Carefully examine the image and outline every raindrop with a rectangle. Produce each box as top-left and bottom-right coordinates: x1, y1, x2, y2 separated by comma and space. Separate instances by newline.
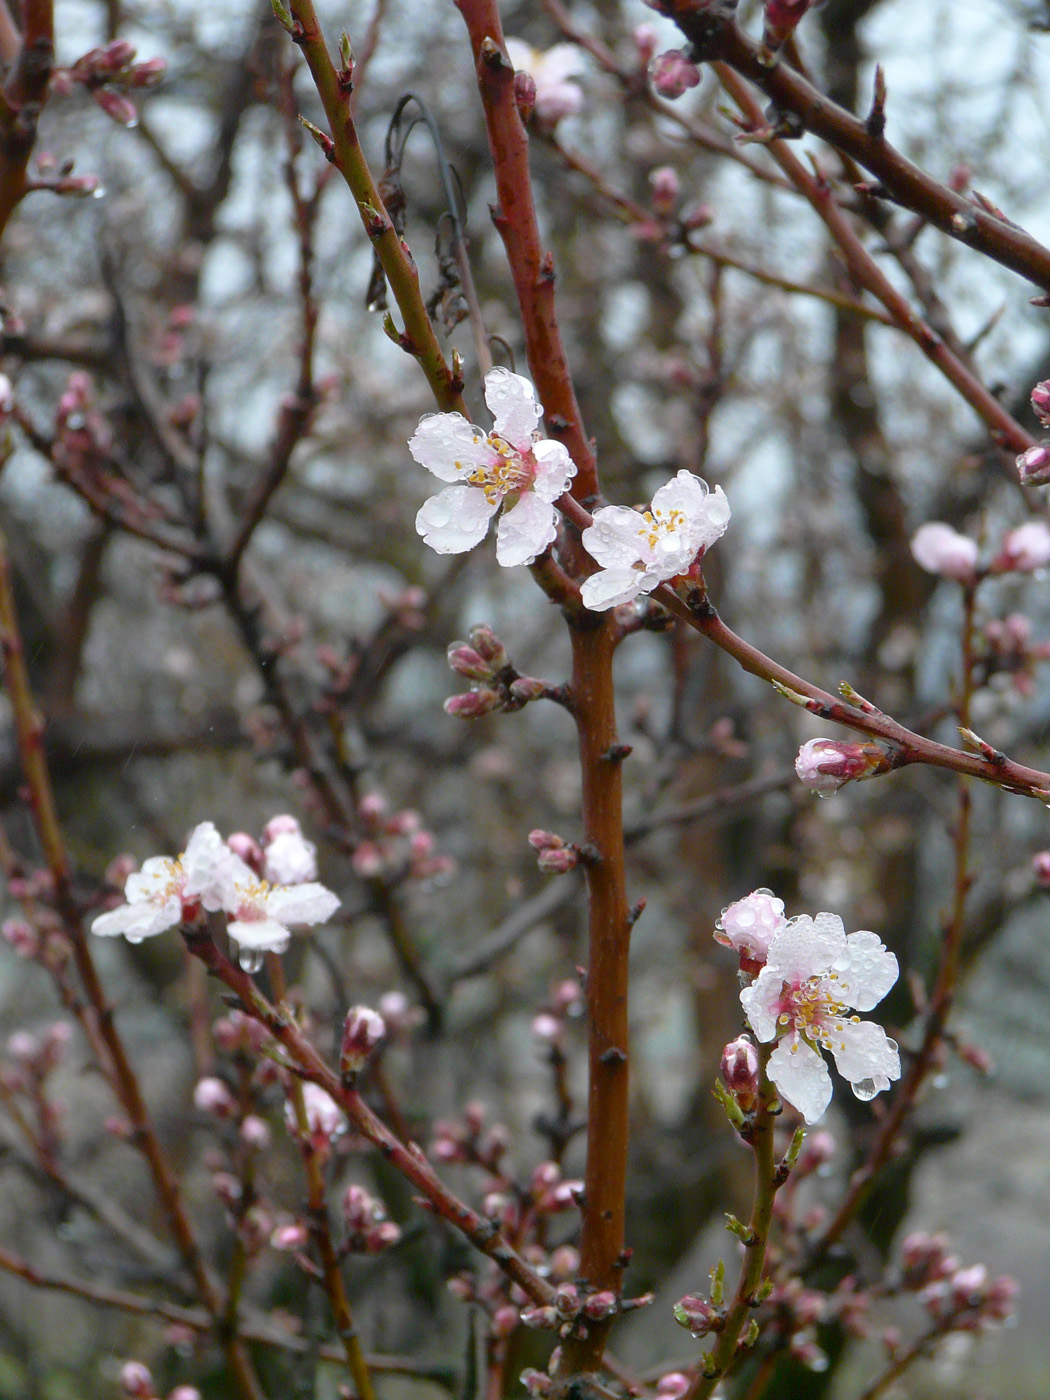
238, 948, 264, 974
852, 1077, 879, 1101
814, 788, 837, 800
91, 185, 107, 199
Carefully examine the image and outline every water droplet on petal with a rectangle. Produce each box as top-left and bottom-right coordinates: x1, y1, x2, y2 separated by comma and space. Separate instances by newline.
239, 948, 264, 974
852, 1077, 879, 1101
814, 788, 836, 800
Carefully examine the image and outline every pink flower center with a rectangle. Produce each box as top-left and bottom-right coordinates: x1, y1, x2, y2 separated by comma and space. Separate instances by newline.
638, 505, 686, 552
775, 973, 859, 1052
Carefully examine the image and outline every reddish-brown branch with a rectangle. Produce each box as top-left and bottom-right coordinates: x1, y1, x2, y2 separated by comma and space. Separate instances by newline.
712, 66, 1036, 456
453, 0, 598, 501
184, 931, 555, 1308
662, 2, 1050, 291
0, 0, 53, 240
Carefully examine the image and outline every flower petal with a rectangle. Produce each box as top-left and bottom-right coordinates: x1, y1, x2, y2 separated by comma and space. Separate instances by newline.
830, 1020, 900, 1090
264, 883, 340, 927
581, 506, 649, 568
836, 931, 898, 1011
531, 439, 576, 501
765, 912, 846, 981
484, 367, 542, 448
495, 492, 557, 566
92, 894, 182, 941
416, 485, 497, 554
227, 917, 291, 954
768, 1038, 834, 1124
739, 966, 783, 1043
409, 413, 492, 481
580, 567, 652, 611
182, 822, 234, 910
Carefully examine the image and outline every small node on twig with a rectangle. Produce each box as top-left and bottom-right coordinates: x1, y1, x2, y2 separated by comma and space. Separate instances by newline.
600, 743, 632, 763
298, 116, 334, 163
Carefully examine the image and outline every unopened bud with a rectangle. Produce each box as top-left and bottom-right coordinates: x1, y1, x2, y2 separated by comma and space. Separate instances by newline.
634, 24, 658, 68
1032, 380, 1050, 428
193, 1076, 236, 1118
1018, 443, 1050, 485
128, 56, 167, 87
119, 1361, 155, 1398
583, 1289, 618, 1320
468, 624, 507, 669
227, 831, 264, 873
443, 688, 502, 718
656, 1375, 691, 1400
673, 1293, 722, 1336
649, 165, 680, 216
720, 1036, 759, 1112
447, 641, 493, 681
649, 50, 701, 100
340, 1005, 385, 1076
93, 87, 138, 126
764, 0, 814, 50
1033, 851, 1050, 887
795, 737, 887, 794
1, 919, 38, 958
508, 675, 548, 703
271, 1221, 310, 1251
514, 69, 537, 124
536, 845, 578, 874
910, 522, 978, 581
993, 520, 1050, 573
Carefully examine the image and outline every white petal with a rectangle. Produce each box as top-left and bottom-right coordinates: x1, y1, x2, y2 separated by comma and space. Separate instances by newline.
830, 1020, 900, 1089
691, 484, 731, 549
768, 1039, 833, 1124
484, 367, 542, 448
496, 493, 557, 566
409, 413, 492, 481
92, 894, 182, 940
124, 857, 178, 904
534, 43, 586, 84
739, 968, 782, 1042
836, 931, 899, 1011
218, 853, 264, 914
650, 469, 711, 519
416, 485, 497, 554
766, 912, 846, 981
580, 567, 651, 611
504, 38, 537, 73
531, 440, 576, 500
227, 918, 291, 954
183, 823, 236, 910
264, 831, 318, 885
264, 883, 340, 927
581, 506, 648, 568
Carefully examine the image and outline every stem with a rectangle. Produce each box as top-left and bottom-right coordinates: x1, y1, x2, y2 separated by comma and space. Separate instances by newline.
267, 954, 377, 1400
0, 0, 54, 242
557, 617, 632, 1374
687, 1047, 780, 1400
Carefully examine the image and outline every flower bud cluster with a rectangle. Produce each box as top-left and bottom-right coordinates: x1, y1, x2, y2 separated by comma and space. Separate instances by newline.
898, 1233, 1018, 1332
350, 789, 453, 884
431, 1100, 509, 1172
528, 829, 579, 875
445, 624, 554, 719
531, 978, 585, 1051
341, 1183, 402, 1253
51, 40, 166, 128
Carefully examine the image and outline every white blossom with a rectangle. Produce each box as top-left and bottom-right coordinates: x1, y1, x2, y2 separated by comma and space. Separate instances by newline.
91, 822, 231, 943
285, 1082, 346, 1142
505, 39, 585, 125
409, 368, 576, 567
740, 912, 900, 1124
580, 470, 730, 610
221, 855, 340, 956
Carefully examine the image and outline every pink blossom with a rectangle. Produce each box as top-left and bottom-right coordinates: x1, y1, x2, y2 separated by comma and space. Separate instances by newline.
505, 40, 585, 126
795, 737, 887, 794
995, 520, 1050, 573
1017, 443, 1050, 485
650, 50, 701, 100
910, 522, 978, 582
714, 888, 787, 968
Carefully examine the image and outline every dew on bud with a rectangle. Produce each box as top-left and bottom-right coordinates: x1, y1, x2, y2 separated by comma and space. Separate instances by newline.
239, 948, 264, 974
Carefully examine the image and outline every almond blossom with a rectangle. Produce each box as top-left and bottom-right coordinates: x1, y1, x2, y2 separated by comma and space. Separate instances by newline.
221, 852, 340, 964
409, 368, 576, 567
739, 911, 900, 1124
580, 470, 730, 610
91, 821, 231, 942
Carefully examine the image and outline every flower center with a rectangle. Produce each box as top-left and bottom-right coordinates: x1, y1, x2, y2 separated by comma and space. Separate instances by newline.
465, 434, 534, 504
776, 973, 859, 1053
637, 506, 686, 550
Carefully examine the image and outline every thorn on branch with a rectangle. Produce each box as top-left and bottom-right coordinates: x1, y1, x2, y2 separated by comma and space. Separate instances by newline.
866, 64, 887, 139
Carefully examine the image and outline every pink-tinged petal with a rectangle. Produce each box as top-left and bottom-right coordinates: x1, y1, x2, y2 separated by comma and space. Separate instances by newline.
227, 917, 291, 954
92, 894, 182, 940
218, 852, 263, 913
416, 485, 497, 554
836, 931, 898, 1011
768, 1038, 833, 1123
766, 912, 846, 981
484, 367, 542, 448
264, 882, 340, 927
739, 967, 783, 1042
409, 413, 492, 481
531, 439, 576, 500
496, 493, 557, 566
580, 567, 650, 611
124, 857, 178, 904
264, 831, 318, 885
581, 506, 649, 568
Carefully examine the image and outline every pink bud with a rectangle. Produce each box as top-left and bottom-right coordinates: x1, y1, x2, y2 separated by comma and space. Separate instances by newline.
366, 1220, 402, 1251
521, 1370, 552, 1397
508, 676, 548, 703
583, 1289, 618, 1320
985, 1273, 1019, 1321
1, 919, 38, 958
443, 689, 502, 718
1032, 381, 1050, 427
468, 624, 507, 668
649, 165, 680, 216
656, 1375, 690, 1400
492, 1303, 520, 1338
128, 56, 167, 87
271, 1221, 310, 1251
514, 69, 537, 125
447, 642, 493, 681
650, 50, 701, 100
680, 201, 714, 231
119, 1362, 155, 1398
720, 1035, 759, 1112
795, 737, 887, 794
634, 24, 658, 68
96, 39, 137, 72
227, 832, 263, 873
1033, 851, 1050, 887
1017, 443, 1050, 485
994, 520, 1050, 573
240, 1115, 271, 1149
714, 888, 786, 968
93, 87, 138, 127
193, 1076, 236, 1117
910, 522, 978, 581
531, 1012, 563, 1044
673, 1293, 721, 1336
797, 1129, 836, 1174
169, 1389, 203, 1400
340, 1005, 385, 1075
